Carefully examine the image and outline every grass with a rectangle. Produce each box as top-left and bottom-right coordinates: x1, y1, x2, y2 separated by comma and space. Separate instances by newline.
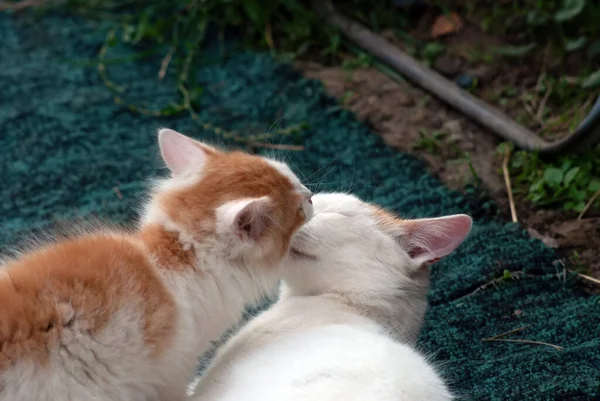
509, 147, 600, 214
13, 0, 599, 214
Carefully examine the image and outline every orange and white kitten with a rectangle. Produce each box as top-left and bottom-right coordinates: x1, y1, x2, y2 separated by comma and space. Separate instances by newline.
0, 129, 313, 401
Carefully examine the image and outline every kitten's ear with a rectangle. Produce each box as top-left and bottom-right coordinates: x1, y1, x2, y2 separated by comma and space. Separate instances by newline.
399, 214, 472, 265
158, 128, 216, 175
234, 197, 273, 241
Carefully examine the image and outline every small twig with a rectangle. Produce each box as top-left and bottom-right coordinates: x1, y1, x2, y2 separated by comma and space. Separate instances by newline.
578, 273, 600, 286
536, 83, 553, 122
98, 30, 125, 93
0, 0, 47, 11
265, 23, 275, 51
523, 100, 544, 126
502, 146, 518, 223
248, 143, 304, 151
484, 325, 530, 341
457, 271, 525, 300
158, 46, 176, 80
113, 186, 123, 200
482, 338, 563, 351
577, 188, 600, 220
534, 44, 550, 93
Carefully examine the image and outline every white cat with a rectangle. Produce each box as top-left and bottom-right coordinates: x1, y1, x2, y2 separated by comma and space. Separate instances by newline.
190, 193, 472, 401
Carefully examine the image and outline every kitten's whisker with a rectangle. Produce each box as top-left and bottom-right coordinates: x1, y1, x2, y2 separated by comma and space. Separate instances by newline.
304, 154, 339, 183
346, 158, 357, 194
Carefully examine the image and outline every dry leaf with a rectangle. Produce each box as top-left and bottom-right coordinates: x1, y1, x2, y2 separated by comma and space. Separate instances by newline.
431, 12, 463, 38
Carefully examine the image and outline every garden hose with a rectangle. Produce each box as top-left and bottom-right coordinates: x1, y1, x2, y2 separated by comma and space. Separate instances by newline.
313, 1, 600, 156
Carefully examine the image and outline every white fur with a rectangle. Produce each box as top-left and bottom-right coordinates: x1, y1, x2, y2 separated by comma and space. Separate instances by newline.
191, 193, 469, 401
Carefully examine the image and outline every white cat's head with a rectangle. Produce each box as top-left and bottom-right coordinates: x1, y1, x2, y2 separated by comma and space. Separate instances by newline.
142, 129, 313, 269
281, 193, 471, 340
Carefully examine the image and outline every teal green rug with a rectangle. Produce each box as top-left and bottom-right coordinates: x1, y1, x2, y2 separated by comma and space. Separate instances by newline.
1, 13, 599, 400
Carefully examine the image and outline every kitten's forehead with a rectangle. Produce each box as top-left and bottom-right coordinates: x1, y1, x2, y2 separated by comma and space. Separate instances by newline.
312, 193, 370, 216
265, 159, 311, 196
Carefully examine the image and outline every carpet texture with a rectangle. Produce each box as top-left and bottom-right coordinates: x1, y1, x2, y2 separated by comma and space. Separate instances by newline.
1, 13, 599, 400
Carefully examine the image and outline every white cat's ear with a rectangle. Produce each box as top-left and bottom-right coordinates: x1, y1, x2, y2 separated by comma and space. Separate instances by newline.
399, 214, 472, 265
234, 197, 273, 241
158, 128, 215, 175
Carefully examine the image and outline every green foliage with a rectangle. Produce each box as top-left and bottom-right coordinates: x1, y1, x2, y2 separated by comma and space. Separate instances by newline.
65, 0, 331, 57
510, 148, 600, 213
494, 43, 536, 57
414, 129, 446, 153
422, 42, 445, 65
472, 0, 600, 62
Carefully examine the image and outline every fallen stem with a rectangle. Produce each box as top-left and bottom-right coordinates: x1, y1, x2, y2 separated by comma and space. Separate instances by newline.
265, 22, 275, 51
578, 273, 600, 286
502, 146, 518, 223
0, 0, 47, 11
481, 338, 563, 351
98, 30, 125, 93
577, 188, 600, 220
456, 271, 526, 300
536, 83, 553, 122
484, 325, 530, 341
158, 46, 176, 80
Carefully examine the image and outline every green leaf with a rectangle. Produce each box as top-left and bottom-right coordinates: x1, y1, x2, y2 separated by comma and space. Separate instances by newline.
527, 9, 549, 26
243, 0, 269, 25
564, 201, 575, 211
573, 201, 587, 212
564, 166, 580, 186
495, 43, 536, 57
543, 167, 564, 186
423, 42, 445, 61
530, 178, 545, 193
555, 0, 586, 22
588, 179, 600, 192
565, 37, 587, 52
574, 189, 587, 201
531, 193, 545, 203
581, 69, 600, 88
503, 269, 512, 280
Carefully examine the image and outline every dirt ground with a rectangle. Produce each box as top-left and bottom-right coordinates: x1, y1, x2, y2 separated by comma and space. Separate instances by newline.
297, 61, 600, 279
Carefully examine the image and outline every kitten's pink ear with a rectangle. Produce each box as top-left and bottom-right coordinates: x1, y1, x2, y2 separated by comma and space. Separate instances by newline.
158, 128, 215, 175
234, 198, 273, 241
400, 214, 472, 265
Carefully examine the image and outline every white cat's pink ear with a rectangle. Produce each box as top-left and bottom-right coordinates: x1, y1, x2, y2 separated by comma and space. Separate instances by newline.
234, 198, 273, 241
400, 214, 472, 265
158, 128, 215, 175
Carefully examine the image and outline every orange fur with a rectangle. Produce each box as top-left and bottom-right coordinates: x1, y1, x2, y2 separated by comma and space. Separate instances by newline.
0, 234, 176, 369
369, 205, 404, 230
158, 149, 306, 266
139, 225, 195, 271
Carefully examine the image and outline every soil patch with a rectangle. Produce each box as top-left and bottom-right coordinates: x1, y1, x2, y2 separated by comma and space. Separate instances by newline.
297, 61, 600, 279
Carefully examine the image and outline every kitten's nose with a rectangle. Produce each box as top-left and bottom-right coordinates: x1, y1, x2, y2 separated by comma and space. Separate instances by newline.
306, 192, 313, 204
